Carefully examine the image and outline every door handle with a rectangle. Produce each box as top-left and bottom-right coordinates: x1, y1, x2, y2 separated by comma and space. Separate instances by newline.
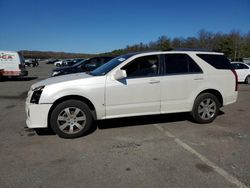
149, 80, 160, 84
194, 77, 204, 80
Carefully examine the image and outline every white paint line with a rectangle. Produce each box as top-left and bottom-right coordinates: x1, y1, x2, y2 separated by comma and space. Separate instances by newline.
154, 124, 248, 188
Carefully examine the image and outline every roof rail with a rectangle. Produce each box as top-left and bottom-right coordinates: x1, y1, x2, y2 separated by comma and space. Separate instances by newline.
172, 48, 213, 52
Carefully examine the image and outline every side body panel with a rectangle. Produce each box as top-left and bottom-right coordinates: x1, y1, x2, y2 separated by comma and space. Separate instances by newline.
105, 75, 161, 119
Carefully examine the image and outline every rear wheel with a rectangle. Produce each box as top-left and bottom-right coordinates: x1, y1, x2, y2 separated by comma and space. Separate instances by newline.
245, 75, 250, 84
191, 93, 220, 124
50, 100, 93, 138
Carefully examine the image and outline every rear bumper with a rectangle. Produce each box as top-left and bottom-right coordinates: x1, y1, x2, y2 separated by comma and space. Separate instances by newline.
224, 92, 238, 106
1, 70, 28, 77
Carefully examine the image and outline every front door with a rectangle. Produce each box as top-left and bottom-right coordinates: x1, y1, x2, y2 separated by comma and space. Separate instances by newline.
105, 55, 161, 119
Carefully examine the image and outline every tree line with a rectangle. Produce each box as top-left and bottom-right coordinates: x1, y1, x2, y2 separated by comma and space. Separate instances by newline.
104, 30, 250, 60
21, 50, 94, 59
21, 30, 250, 60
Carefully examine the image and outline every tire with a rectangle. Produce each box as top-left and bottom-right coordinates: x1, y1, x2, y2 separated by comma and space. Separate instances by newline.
245, 75, 250, 84
50, 100, 93, 138
191, 93, 220, 124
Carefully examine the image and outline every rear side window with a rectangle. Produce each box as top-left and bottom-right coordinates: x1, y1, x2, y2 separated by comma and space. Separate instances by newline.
197, 54, 232, 69
232, 63, 249, 69
164, 54, 202, 74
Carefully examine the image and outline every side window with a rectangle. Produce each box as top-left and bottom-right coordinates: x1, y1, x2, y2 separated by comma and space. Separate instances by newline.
121, 55, 159, 78
100, 58, 106, 64
88, 58, 98, 65
239, 63, 249, 69
231, 63, 239, 69
233, 63, 248, 69
164, 54, 202, 74
83, 58, 99, 72
100, 57, 112, 65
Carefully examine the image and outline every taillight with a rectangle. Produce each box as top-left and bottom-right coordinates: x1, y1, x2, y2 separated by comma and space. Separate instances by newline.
231, 69, 238, 91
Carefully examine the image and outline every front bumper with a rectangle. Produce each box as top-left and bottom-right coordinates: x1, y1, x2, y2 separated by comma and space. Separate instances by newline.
25, 99, 52, 128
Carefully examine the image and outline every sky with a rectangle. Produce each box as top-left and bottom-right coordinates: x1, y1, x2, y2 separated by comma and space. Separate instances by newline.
0, 0, 249, 54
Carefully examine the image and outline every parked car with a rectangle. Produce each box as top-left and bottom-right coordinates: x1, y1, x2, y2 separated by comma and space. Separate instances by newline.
61, 58, 85, 67
54, 59, 72, 67
0, 50, 28, 80
231, 62, 250, 84
51, 56, 114, 77
46, 59, 60, 64
25, 59, 39, 67
26, 51, 238, 138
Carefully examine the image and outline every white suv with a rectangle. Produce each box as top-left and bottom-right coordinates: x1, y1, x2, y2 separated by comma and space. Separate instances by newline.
26, 51, 238, 138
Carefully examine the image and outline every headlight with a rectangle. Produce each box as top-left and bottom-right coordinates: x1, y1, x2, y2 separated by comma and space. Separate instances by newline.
52, 71, 60, 77
30, 86, 45, 104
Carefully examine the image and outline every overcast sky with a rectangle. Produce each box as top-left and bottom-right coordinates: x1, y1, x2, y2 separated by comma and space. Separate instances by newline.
0, 0, 249, 53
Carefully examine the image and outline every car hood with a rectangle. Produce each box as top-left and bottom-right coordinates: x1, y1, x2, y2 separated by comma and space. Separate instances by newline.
31, 73, 92, 90
53, 66, 73, 72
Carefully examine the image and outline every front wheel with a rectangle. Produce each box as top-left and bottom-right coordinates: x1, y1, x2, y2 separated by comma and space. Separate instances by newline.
191, 93, 220, 124
50, 100, 93, 138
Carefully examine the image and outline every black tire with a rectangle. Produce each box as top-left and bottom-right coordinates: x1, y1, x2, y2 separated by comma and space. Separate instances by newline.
245, 75, 250, 84
50, 100, 93, 138
191, 93, 220, 124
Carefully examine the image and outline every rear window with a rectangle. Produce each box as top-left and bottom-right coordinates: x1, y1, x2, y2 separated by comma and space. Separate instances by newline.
197, 54, 232, 69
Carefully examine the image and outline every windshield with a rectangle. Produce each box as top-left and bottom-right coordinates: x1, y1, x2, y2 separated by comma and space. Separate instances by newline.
90, 53, 136, 76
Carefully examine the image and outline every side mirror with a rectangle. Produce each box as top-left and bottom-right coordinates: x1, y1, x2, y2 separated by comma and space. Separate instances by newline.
112, 69, 127, 80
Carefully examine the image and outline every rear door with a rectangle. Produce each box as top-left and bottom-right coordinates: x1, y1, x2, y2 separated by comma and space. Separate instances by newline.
160, 53, 203, 113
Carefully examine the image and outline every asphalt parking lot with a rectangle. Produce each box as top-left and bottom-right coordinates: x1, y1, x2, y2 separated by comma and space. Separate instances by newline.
0, 63, 249, 188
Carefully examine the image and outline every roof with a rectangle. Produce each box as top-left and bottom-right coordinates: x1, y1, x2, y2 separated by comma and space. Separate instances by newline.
0, 50, 18, 54
128, 51, 223, 57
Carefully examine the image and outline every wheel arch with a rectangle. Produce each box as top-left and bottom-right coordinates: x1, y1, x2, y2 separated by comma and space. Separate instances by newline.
245, 75, 250, 84
195, 89, 223, 107
47, 95, 97, 129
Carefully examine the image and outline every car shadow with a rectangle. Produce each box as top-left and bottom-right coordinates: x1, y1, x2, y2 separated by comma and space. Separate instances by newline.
97, 110, 225, 129
97, 113, 190, 129
33, 110, 225, 137
34, 128, 56, 136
